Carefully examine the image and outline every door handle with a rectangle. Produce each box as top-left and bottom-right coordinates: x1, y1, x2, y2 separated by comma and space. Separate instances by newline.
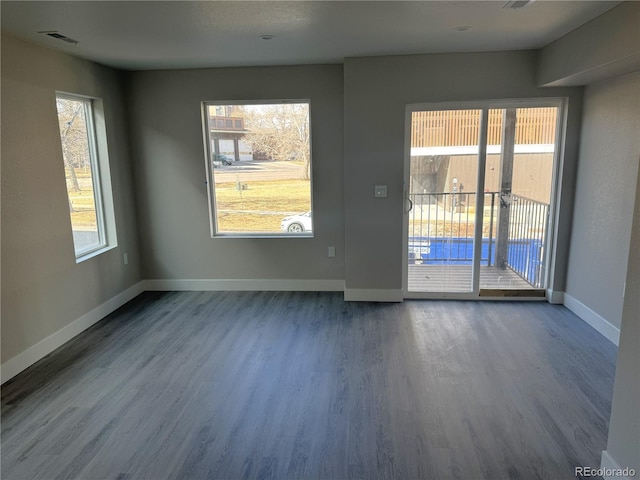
405, 191, 413, 214
500, 192, 512, 208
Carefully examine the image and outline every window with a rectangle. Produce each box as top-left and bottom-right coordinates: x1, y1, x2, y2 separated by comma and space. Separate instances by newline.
56, 93, 116, 259
202, 100, 313, 237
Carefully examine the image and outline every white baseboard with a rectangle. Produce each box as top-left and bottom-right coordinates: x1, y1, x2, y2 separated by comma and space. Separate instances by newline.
1, 281, 145, 384
142, 278, 345, 292
564, 294, 620, 346
601, 450, 636, 480
547, 289, 564, 304
8, 281, 615, 384
344, 289, 404, 302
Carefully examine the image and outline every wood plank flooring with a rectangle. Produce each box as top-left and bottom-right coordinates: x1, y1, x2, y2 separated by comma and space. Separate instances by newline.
1, 291, 617, 479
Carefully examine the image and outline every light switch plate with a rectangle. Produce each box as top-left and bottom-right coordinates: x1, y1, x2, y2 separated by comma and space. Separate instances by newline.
374, 185, 388, 198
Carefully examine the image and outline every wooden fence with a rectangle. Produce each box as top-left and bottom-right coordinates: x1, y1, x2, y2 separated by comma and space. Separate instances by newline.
411, 108, 557, 148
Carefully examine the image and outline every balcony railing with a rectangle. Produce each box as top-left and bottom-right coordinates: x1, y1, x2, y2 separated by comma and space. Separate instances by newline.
209, 116, 246, 132
408, 192, 549, 288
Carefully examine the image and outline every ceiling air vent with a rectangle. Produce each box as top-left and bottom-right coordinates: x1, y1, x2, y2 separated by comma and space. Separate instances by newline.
38, 31, 78, 45
503, 0, 534, 9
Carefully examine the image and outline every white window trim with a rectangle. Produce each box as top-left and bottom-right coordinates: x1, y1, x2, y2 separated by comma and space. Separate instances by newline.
56, 92, 118, 261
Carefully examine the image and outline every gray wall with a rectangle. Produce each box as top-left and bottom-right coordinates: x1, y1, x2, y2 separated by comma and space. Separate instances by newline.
1, 33, 141, 363
565, 72, 640, 329
537, 5, 640, 472
1, 8, 638, 469
127, 65, 344, 281
606, 163, 640, 476
343, 50, 583, 293
538, 2, 640, 87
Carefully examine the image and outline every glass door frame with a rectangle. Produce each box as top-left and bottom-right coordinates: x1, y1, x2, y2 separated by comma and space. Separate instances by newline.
402, 98, 567, 300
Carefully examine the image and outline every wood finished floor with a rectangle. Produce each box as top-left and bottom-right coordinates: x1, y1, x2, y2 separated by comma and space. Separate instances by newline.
1, 291, 617, 480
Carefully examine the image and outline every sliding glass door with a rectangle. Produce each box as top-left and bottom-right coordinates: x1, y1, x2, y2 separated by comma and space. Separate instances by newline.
404, 100, 563, 298
406, 109, 482, 293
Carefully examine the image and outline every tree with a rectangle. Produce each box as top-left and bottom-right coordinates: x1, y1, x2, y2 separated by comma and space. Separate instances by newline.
243, 103, 311, 179
56, 98, 91, 192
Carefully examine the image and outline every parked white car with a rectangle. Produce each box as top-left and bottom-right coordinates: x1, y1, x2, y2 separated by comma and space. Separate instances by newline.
281, 212, 313, 233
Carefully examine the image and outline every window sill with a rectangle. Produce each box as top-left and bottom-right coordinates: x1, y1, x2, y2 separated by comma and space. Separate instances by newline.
213, 233, 314, 239
76, 244, 117, 263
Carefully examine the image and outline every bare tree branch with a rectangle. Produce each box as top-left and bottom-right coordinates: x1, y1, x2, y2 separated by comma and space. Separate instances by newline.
242, 104, 311, 180
56, 99, 87, 192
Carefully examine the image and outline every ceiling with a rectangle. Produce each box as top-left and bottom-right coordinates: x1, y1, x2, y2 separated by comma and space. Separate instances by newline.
1, 1, 621, 71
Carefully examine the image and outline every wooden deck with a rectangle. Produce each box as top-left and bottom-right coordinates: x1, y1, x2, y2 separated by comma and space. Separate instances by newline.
408, 263, 534, 292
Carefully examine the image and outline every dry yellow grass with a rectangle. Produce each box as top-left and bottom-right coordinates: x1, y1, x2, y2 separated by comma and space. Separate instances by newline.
66, 169, 98, 228
408, 220, 495, 238
215, 179, 310, 210
216, 212, 285, 232
214, 179, 311, 232
65, 170, 312, 233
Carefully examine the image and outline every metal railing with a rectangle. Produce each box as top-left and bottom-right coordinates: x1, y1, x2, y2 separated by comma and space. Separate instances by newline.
506, 195, 549, 288
408, 192, 549, 287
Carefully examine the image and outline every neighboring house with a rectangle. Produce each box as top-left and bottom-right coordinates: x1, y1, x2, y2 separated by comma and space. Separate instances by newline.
208, 113, 253, 161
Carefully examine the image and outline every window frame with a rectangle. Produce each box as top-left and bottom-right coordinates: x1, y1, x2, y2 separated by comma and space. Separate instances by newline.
201, 99, 314, 238
56, 92, 117, 261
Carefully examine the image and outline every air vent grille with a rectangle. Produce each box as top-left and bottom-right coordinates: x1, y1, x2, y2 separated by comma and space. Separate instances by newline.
38, 31, 78, 45
503, 0, 534, 9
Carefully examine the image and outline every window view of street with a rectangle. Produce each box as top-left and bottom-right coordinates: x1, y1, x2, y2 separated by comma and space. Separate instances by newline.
204, 102, 312, 235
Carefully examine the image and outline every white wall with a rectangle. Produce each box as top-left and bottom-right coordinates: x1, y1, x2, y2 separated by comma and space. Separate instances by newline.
1, 34, 142, 368
127, 65, 344, 284
343, 50, 583, 297
565, 72, 640, 330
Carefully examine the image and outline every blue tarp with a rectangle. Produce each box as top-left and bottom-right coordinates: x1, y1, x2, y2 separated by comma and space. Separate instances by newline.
409, 237, 544, 286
